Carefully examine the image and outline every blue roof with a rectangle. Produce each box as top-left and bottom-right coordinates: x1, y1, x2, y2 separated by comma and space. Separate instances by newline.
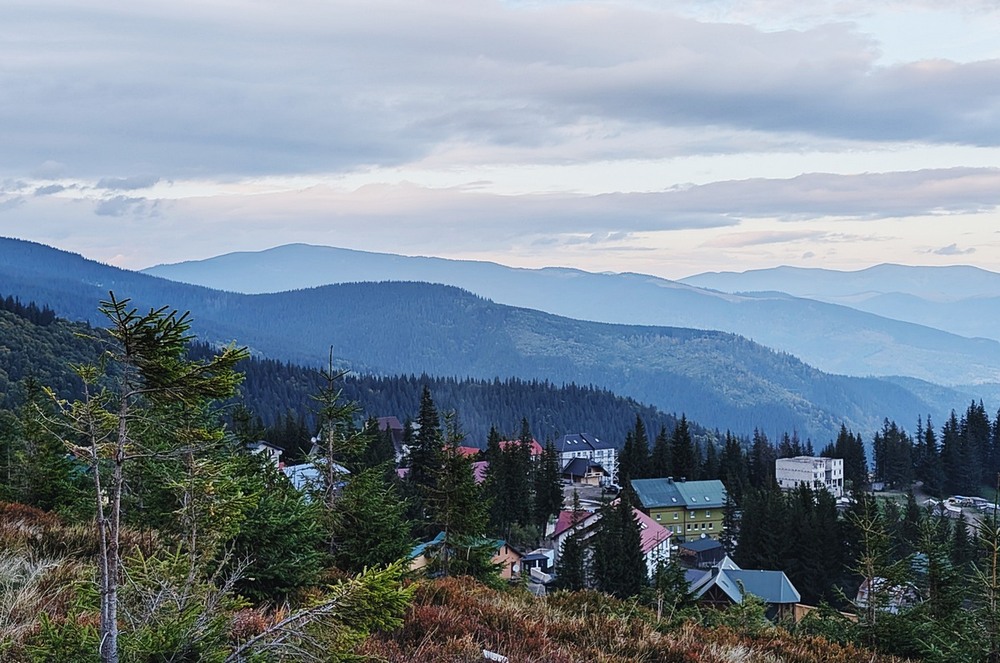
680, 538, 723, 553
408, 531, 447, 559
693, 566, 800, 605
631, 478, 726, 509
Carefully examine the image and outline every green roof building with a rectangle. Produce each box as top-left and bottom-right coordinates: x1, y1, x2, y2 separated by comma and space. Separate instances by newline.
630, 477, 727, 542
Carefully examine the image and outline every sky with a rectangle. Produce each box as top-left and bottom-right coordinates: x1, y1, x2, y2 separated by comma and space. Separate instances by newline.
2, 0, 1000, 280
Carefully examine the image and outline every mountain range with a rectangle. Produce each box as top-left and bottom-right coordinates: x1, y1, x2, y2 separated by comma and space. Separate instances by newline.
143, 243, 1000, 386
0, 237, 980, 444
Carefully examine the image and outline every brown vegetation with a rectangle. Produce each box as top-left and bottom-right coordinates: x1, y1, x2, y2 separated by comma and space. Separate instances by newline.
360, 576, 911, 663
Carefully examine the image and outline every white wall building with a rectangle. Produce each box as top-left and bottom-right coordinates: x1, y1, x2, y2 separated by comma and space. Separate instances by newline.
555, 433, 618, 485
776, 456, 844, 498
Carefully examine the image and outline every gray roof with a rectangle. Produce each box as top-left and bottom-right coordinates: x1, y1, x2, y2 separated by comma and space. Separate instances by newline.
631, 477, 726, 509
555, 433, 616, 452
561, 457, 607, 477
692, 566, 800, 605
680, 538, 723, 553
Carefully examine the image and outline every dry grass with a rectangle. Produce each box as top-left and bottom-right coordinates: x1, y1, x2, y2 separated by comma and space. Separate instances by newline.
359, 576, 912, 663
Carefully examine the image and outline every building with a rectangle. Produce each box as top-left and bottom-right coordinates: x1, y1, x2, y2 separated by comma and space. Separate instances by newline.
554, 433, 618, 485
689, 556, 801, 621
550, 505, 671, 577
630, 477, 727, 541
776, 456, 844, 498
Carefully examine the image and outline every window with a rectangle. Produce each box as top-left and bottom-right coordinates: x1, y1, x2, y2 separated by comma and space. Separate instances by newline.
686, 524, 691, 531
673, 512, 678, 520
709, 523, 714, 530
705, 511, 711, 518
655, 513, 661, 521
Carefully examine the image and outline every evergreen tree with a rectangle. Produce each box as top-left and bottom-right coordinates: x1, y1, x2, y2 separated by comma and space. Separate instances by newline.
534, 439, 563, 532
670, 415, 697, 481
332, 464, 413, 573
749, 429, 776, 488
592, 497, 647, 598
408, 386, 444, 492
649, 424, 671, 478
557, 490, 588, 591
718, 431, 749, 503
60, 293, 247, 663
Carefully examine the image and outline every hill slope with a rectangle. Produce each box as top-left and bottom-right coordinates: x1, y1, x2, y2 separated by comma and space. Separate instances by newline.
142, 243, 1000, 385
0, 238, 975, 442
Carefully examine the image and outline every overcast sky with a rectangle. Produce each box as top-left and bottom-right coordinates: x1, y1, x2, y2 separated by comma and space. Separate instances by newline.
2, 0, 1000, 279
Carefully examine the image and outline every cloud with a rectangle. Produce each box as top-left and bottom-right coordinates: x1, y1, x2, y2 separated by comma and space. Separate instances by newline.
95, 175, 160, 191
0, 2, 998, 180
34, 184, 66, 196
94, 196, 148, 217
930, 243, 976, 255
703, 230, 827, 248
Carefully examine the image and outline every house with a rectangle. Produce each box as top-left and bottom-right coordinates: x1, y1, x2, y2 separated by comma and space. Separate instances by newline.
776, 456, 844, 497
634, 508, 672, 577
690, 557, 801, 621
281, 460, 350, 492
521, 548, 555, 579
677, 538, 726, 569
550, 505, 671, 577
247, 440, 284, 467
409, 533, 523, 579
856, 577, 921, 614
499, 438, 544, 459
456, 446, 481, 458
631, 477, 727, 541
555, 433, 618, 485
561, 457, 608, 486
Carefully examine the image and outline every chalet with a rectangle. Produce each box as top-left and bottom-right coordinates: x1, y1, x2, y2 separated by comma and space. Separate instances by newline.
631, 477, 727, 541
409, 533, 523, 580
555, 433, 618, 485
561, 457, 607, 486
246, 440, 284, 467
689, 557, 801, 621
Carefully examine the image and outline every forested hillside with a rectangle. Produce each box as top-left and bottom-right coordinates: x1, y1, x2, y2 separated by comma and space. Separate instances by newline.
0, 304, 703, 451
0, 238, 977, 443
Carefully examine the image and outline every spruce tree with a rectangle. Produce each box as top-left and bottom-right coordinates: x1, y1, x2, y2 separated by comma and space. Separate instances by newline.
650, 424, 671, 478
670, 415, 697, 481
534, 439, 563, 532
592, 496, 647, 598
557, 490, 588, 591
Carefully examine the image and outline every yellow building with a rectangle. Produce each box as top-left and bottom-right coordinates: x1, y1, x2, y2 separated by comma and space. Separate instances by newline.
630, 477, 727, 542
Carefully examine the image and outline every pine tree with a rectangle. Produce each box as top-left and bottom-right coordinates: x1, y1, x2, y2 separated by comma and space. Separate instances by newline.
650, 424, 671, 478
408, 386, 444, 492
60, 293, 247, 663
592, 497, 647, 598
557, 490, 588, 591
670, 415, 697, 481
534, 439, 563, 532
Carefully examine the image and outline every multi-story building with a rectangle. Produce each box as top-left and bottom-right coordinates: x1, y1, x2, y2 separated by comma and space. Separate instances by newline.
775, 456, 844, 497
554, 433, 618, 485
630, 477, 727, 541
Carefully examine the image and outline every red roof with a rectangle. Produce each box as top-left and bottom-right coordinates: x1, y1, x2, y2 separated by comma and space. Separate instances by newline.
632, 508, 672, 554
455, 446, 481, 457
552, 509, 594, 539
499, 438, 544, 456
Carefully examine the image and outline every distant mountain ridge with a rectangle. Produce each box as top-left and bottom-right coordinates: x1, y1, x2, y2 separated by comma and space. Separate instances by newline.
143, 243, 1000, 386
0, 237, 978, 443
680, 264, 1000, 343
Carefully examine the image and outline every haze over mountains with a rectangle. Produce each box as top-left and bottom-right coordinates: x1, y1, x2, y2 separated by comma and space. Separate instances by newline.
144, 243, 1000, 387
681, 264, 1000, 344
0, 237, 981, 444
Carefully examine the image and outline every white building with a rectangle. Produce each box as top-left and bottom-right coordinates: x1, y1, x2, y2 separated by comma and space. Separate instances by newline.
555, 433, 618, 485
776, 456, 844, 498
